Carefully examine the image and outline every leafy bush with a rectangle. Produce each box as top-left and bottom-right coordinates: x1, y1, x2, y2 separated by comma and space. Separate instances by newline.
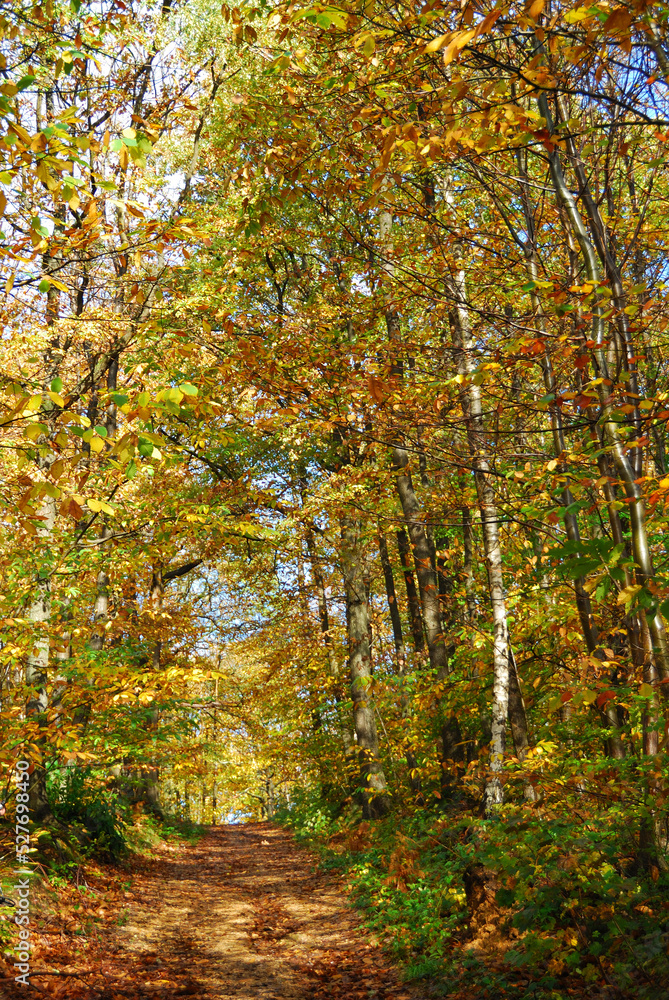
280, 793, 669, 999
49, 767, 126, 859
274, 784, 340, 839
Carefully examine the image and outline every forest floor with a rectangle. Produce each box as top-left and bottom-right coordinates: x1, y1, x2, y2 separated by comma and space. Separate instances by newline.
0, 823, 426, 1000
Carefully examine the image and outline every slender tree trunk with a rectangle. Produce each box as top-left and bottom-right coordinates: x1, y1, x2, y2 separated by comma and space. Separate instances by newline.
461, 505, 477, 630
26, 497, 56, 823
392, 448, 447, 672
141, 568, 164, 816
212, 771, 217, 826
515, 150, 625, 758
381, 185, 461, 786
540, 92, 669, 687
26, 168, 65, 823
507, 652, 529, 762
303, 518, 355, 759
378, 529, 423, 799
378, 530, 406, 668
341, 516, 390, 818
507, 648, 538, 802
449, 268, 509, 815
396, 528, 425, 652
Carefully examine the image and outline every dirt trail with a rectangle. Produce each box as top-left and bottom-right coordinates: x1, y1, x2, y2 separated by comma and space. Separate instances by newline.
45, 823, 425, 1000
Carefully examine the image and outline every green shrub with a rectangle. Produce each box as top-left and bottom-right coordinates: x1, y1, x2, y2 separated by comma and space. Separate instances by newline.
49, 767, 126, 859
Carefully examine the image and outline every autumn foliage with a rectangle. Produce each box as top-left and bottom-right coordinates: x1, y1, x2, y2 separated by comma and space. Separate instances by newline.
1, 0, 669, 996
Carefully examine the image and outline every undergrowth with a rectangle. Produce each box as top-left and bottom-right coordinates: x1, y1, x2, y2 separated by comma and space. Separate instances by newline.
277, 791, 669, 999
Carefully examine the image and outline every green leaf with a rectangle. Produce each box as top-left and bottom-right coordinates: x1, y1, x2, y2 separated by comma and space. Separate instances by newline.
607, 542, 626, 567
50, 378, 64, 393
495, 888, 516, 907
180, 383, 198, 396
38, 279, 50, 292
16, 75, 36, 92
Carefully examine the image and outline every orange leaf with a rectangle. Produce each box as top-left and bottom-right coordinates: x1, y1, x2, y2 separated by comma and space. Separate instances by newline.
368, 376, 389, 403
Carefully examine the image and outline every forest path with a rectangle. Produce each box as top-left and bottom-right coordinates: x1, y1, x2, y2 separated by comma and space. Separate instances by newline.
79, 823, 423, 1000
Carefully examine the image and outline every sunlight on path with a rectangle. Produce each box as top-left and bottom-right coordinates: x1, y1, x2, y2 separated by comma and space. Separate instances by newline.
109, 823, 422, 1000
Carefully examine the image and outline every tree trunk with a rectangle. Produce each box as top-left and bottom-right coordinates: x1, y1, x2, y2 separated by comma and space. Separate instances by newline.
392, 448, 447, 673
515, 150, 625, 758
26, 497, 56, 823
341, 516, 390, 818
378, 530, 406, 668
461, 505, 477, 630
396, 528, 425, 652
449, 267, 509, 816
303, 519, 356, 760
507, 649, 530, 763
540, 91, 669, 687
378, 530, 423, 799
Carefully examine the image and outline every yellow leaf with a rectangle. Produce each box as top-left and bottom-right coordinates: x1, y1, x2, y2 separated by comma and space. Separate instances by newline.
86, 498, 102, 512
617, 584, 642, 605
125, 201, 145, 218
440, 27, 477, 66
455, 29, 476, 50
46, 391, 65, 407
638, 683, 655, 698
425, 32, 451, 53
564, 8, 590, 24
89, 437, 105, 454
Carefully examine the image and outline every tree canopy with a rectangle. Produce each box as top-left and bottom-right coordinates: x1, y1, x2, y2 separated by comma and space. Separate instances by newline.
1, 0, 669, 995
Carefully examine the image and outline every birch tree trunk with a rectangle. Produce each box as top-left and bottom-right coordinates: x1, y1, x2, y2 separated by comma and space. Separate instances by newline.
26, 497, 56, 822
450, 269, 509, 815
